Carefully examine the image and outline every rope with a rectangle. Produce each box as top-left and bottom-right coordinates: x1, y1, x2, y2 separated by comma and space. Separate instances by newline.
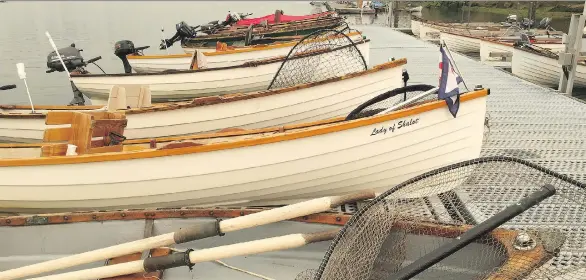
213, 260, 276, 280
160, 247, 275, 280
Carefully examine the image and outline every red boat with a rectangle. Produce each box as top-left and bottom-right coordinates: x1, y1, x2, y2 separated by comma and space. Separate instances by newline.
235, 11, 335, 26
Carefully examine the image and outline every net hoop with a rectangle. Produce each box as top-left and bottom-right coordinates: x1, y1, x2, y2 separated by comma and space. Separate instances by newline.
267, 28, 367, 90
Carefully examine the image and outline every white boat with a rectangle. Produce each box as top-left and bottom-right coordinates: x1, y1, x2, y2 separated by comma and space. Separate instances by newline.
0, 58, 404, 145
127, 31, 365, 73
71, 39, 371, 104
406, 5, 423, 13
479, 39, 514, 67
479, 39, 564, 68
440, 31, 481, 53
512, 46, 586, 88
418, 23, 441, 41
0, 85, 488, 213
410, 18, 421, 37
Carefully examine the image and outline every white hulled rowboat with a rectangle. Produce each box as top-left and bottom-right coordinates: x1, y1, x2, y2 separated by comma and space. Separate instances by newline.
512, 46, 586, 88
71, 39, 371, 104
418, 23, 441, 41
479, 39, 514, 67
127, 31, 365, 73
0, 59, 404, 145
479, 39, 564, 67
0, 86, 488, 213
440, 32, 480, 53
410, 18, 421, 37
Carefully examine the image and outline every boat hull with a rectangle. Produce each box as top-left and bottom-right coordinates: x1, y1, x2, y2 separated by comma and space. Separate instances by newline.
129, 32, 365, 73
512, 48, 586, 88
440, 32, 480, 53
410, 19, 421, 37
0, 93, 487, 213
0, 56, 397, 146
418, 23, 440, 41
479, 40, 514, 67
73, 41, 370, 104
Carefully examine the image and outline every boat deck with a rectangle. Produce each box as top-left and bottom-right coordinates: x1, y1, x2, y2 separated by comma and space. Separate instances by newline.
357, 25, 586, 273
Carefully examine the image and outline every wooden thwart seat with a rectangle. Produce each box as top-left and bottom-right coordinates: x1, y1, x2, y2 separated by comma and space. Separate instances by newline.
107, 85, 152, 111
41, 111, 128, 157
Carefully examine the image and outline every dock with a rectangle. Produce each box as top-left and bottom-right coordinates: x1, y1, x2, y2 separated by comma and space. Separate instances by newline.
361, 25, 586, 182
358, 24, 586, 269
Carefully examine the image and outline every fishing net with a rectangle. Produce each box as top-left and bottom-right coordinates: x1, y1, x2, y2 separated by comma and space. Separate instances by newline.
344, 84, 438, 121
267, 29, 368, 90
295, 156, 586, 280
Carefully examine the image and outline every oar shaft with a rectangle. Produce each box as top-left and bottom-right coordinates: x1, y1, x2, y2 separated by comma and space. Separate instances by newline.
30, 230, 339, 280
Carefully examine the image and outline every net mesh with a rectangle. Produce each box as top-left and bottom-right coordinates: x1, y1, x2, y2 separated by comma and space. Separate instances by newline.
295, 156, 586, 280
267, 29, 367, 90
344, 84, 438, 121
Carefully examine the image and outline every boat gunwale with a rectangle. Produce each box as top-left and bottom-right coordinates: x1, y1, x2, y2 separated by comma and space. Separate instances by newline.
71, 39, 370, 78
0, 88, 488, 167
126, 31, 363, 59
0, 207, 548, 280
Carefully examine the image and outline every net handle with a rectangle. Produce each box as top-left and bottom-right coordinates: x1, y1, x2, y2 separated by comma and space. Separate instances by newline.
376, 87, 438, 116
389, 184, 556, 280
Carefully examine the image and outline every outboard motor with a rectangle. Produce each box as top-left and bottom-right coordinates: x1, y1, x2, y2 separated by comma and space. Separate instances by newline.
0, 84, 16, 91
45, 43, 104, 106
46, 43, 85, 73
160, 21, 198, 50
538, 17, 552, 29
521, 18, 534, 29
506, 14, 517, 23
114, 40, 135, 74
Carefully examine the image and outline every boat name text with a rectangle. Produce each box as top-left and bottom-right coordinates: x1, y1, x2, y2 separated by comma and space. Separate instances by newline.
370, 118, 420, 136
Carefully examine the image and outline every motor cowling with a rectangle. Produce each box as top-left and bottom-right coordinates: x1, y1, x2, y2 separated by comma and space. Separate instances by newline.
46, 45, 84, 72
176, 21, 197, 38
114, 40, 136, 57
114, 40, 135, 74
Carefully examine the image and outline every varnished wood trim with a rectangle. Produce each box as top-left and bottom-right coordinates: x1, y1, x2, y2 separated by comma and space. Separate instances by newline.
0, 105, 103, 110
0, 89, 488, 167
127, 54, 192, 59
204, 31, 362, 56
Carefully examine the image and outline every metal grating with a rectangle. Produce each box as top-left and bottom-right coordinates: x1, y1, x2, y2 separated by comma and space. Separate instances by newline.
357, 25, 586, 273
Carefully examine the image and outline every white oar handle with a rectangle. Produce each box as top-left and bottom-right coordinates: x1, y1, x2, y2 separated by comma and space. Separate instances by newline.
29, 230, 339, 280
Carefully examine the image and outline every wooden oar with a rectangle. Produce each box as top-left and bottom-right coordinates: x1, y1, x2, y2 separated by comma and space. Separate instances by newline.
29, 229, 338, 280
0, 191, 373, 280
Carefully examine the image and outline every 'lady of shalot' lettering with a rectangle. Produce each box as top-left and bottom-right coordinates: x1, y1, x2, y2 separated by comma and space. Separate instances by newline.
369, 118, 420, 136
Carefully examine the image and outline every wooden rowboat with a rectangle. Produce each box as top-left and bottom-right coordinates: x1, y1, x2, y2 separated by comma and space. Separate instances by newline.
0, 84, 488, 213
71, 39, 370, 104
127, 31, 365, 73
441, 30, 563, 54
0, 59, 405, 144
512, 45, 586, 88
182, 15, 345, 49
479, 38, 564, 67
0, 205, 556, 279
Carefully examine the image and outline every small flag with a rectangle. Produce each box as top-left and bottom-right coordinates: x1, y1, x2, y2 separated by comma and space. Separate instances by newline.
438, 45, 462, 118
